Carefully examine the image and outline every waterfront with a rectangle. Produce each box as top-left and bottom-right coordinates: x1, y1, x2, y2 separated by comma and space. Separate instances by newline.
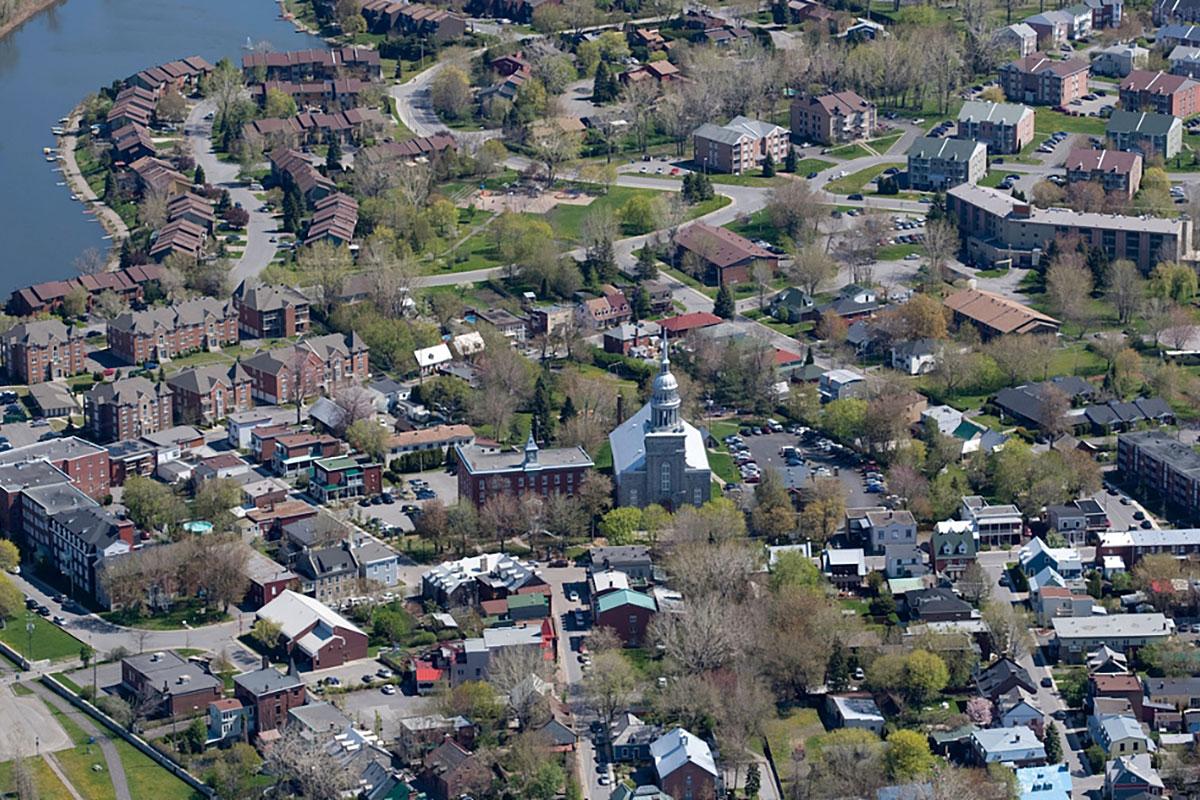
0, 0, 321, 295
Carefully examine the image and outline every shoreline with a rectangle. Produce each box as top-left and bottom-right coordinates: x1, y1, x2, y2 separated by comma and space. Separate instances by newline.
57, 105, 129, 267
0, 0, 65, 41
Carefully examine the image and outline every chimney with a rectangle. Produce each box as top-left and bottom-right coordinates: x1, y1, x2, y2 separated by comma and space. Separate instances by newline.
261, 654, 270, 670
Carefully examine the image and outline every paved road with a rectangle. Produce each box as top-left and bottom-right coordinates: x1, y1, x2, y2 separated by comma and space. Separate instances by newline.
184, 100, 279, 287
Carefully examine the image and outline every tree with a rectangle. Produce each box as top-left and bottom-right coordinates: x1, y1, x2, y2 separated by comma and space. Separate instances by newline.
1106, 259, 1144, 324
1133, 553, 1186, 612
981, 600, 1031, 659
0, 539, 18, 572
263, 87, 298, 119
429, 65, 472, 119
886, 730, 935, 781
156, 87, 188, 123
12, 757, 37, 800
815, 309, 848, 343
801, 476, 848, 544
746, 763, 761, 799
1044, 722, 1063, 763
714, 284, 735, 318
74, 246, 106, 277
786, 244, 837, 296
761, 150, 776, 178
325, 134, 342, 173
122, 476, 187, 533
784, 147, 797, 174
965, 696, 993, 726
620, 194, 663, 234
957, 560, 992, 606
61, 285, 88, 318
766, 179, 823, 243
265, 725, 357, 799
599, 507, 642, 545
583, 650, 638, 728
532, 128, 579, 186
250, 618, 282, 651
753, 468, 796, 540
577, 473, 613, 536
0, 573, 21, 624
1046, 257, 1094, 332
192, 478, 242, 532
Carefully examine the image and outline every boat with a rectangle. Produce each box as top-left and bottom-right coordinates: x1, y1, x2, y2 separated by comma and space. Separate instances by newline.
55, 181, 65, 186
69, 194, 78, 201
45, 155, 56, 162
58, 117, 69, 125
50, 126, 65, 136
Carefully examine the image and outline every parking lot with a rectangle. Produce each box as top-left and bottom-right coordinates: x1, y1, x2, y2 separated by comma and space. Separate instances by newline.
354, 468, 458, 532
726, 428, 878, 509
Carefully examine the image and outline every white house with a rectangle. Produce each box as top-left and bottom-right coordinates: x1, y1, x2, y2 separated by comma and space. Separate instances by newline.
414, 343, 452, 375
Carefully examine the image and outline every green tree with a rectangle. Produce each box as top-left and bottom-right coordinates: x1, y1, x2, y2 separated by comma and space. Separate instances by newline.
1044, 722, 1063, 763
631, 284, 650, 320
0, 539, 18, 572
635, 246, 658, 282
619, 194, 662, 234
373, 608, 413, 646
80, 644, 94, 667
182, 717, 207, 754
762, 151, 775, 178
885, 730, 935, 780
821, 398, 868, 444
193, 164, 206, 186
250, 618, 282, 651
326, 135, 343, 172
192, 478, 243, 531
123, 476, 187, 533
1085, 744, 1106, 774
826, 640, 850, 692
770, 550, 821, 592
593, 61, 614, 102
784, 147, 797, 173
0, 573, 21, 624
746, 762, 761, 798
282, 188, 302, 234
347, 418, 388, 461
714, 284, 735, 318
532, 372, 554, 442
599, 507, 642, 544
559, 395, 578, 423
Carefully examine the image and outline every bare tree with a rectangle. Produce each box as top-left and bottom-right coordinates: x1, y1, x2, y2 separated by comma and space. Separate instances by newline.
1105, 259, 1144, 324
785, 243, 837, 296
138, 190, 169, 230
922, 219, 959, 288
649, 593, 747, 673
981, 600, 1032, 660
531, 128, 579, 186
583, 650, 640, 728
265, 725, 357, 799
621, 79, 660, 155
73, 247, 107, 277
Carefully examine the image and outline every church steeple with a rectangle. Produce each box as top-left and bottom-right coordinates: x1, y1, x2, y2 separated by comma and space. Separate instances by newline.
523, 429, 539, 466
650, 329, 681, 431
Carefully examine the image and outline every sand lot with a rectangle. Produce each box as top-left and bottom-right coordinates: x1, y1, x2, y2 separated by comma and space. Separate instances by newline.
0, 685, 72, 759
467, 188, 595, 214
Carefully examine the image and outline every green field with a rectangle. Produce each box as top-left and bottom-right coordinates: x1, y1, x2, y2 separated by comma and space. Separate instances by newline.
0, 757, 72, 798
825, 162, 904, 195
827, 142, 870, 159
793, 159, 836, 175
0, 616, 83, 662
707, 451, 738, 484
1034, 108, 1107, 136
870, 131, 906, 154
113, 740, 202, 800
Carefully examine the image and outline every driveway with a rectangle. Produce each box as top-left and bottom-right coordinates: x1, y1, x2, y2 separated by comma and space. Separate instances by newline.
184, 100, 279, 287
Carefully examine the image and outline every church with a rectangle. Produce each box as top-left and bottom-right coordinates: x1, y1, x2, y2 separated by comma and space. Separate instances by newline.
608, 332, 711, 510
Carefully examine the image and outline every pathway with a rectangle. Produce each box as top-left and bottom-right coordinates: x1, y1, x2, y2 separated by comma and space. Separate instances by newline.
184, 100, 279, 287
30, 682, 133, 800
42, 753, 87, 800
58, 111, 129, 263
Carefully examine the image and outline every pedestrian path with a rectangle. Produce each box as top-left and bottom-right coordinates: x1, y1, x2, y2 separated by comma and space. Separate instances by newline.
30, 682, 132, 800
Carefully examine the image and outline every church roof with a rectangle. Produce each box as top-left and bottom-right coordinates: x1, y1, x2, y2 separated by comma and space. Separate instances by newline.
609, 402, 710, 476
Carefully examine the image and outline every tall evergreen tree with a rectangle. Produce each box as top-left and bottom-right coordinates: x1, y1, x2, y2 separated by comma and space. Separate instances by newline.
282, 190, 302, 234
326, 135, 343, 172
714, 283, 735, 318
784, 146, 797, 173
762, 150, 775, 178
826, 640, 850, 691
532, 372, 554, 442
1044, 723, 1063, 763
631, 284, 650, 320
559, 395, 577, 423
635, 246, 658, 282
193, 164, 205, 186
593, 61, 612, 102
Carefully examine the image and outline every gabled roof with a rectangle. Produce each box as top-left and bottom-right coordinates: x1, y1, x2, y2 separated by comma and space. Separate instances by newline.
596, 588, 657, 614
673, 222, 774, 269
650, 728, 718, 779
257, 589, 365, 640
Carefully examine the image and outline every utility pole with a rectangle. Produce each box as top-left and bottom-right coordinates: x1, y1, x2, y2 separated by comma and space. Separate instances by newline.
25, 611, 34, 664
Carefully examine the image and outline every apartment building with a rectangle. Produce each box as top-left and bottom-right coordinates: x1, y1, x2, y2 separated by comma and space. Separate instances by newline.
240, 333, 369, 405
84, 377, 174, 444
789, 91, 876, 145
691, 116, 791, 175
906, 137, 987, 190
1064, 148, 1143, 198
1093, 43, 1149, 78
946, 183, 1193, 271
241, 46, 381, 82
1000, 54, 1090, 106
962, 495, 1026, 547
165, 363, 254, 425
1117, 430, 1200, 523
1106, 109, 1184, 159
107, 297, 238, 366
233, 282, 311, 340
994, 23, 1039, 57
1119, 69, 1200, 116
956, 101, 1036, 154
1, 320, 88, 384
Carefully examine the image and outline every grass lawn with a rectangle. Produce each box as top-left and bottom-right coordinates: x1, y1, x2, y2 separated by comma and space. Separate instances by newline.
100, 599, 229, 631
755, 707, 826, 788
0, 616, 83, 662
724, 208, 782, 245
978, 171, 1011, 188
793, 158, 836, 175
869, 131, 905, 154
687, 194, 733, 220
975, 266, 1010, 278
539, 186, 662, 243
54, 747, 117, 800
877, 243, 921, 260
743, 308, 812, 338
1046, 341, 1107, 378
593, 441, 613, 472
827, 142, 870, 159
708, 451, 738, 484
0, 757, 72, 798
707, 420, 742, 441
113, 739, 202, 800
825, 162, 904, 195
661, 265, 715, 297
53, 672, 83, 693
1034, 108, 1107, 136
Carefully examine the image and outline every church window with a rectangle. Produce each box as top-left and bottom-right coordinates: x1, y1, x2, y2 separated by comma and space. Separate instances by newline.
660, 463, 671, 494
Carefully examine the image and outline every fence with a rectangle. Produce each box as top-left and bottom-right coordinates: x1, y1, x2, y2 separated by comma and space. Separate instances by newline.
40, 673, 215, 799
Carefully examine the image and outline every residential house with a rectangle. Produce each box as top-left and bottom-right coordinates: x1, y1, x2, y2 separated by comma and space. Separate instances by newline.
233, 282, 311, 340
233, 666, 307, 736
1106, 109, 1183, 159
206, 699, 249, 743
594, 588, 656, 647
946, 182, 1194, 271
575, 288, 631, 331
906, 137, 987, 191
396, 715, 475, 764
1086, 0, 1123, 27
1064, 148, 1143, 198
819, 368, 867, 402
1089, 713, 1156, 756
388, 425, 475, 459
956, 100, 1036, 155
905, 587, 973, 622
945, 287, 1061, 339
268, 432, 345, 476
1047, 499, 1110, 544
691, 116, 791, 175
789, 91, 876, 145
1000, 54, 1090, 106
450, 623, 555, 686
166, 363, 253, 425
976, 657, 1037, 701
256, 589, 369, 669
971, 726, 1046, 765
994, 23, 1039, 57
826, 694, 885, 735
241, 47, 381, 82
932, 520, 978, 578
1120, 69, 1200, 116
586, 545, 653, 583
359, 0, 467, 41
997, 687, 1044, 733
1025, 11, 1073, 47
823, 547, 867, 589
604, 321, 661, 357
891, 339, 939, 375
1020, 537, 1083, 578
673, 223, 780, 286
611, 712, 661, 763
769, 287, 815, 323
308, 454, 383, 503
269, 148, 336, 206
240, 333, 369, 405
419, 739, 491, 800
650, 728, 719, 800
120, 651, 222, 717
1093, 43, 1149, 77
961, 495, 1025, 547
126, 156, 190, 197
455, 436, 594, 509
1033, 586, 1093, 625
107, 297, 238, 366
475, 307, 529, 341
421, 552, 544, 608
1087, 645, 1130, 674
243, 547, 299, 609
620, 61, 682, 85
84, 378, 173, 444
1051, 614, 1174, 661
1090, 674, 1145, 719
1, 319, 88, 384
294, 543, 358, 602
1105, 753, 1164, 800
1168, 44, 1200, 77
1144, 676, 1200, 710
1015, 764, 1072, 800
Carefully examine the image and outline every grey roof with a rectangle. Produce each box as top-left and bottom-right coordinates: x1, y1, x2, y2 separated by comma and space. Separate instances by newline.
352, 537, 397, 565
1107, 109, 1181, 137
2, 318, 82, 347
233, 666, 304, 696
455, 441, 593, 474
28, 382, 77, 413
235, 282, 309, 312
140, 425, 201, 448
588, 546, 652, 569
0, 436, 105, 468
907, 136, 984, 162
830, 694, 884, 722
109, 296, 232, 335
288, 701, 353, 733
123, 650, 222, 696
423, 553, 538, 596
166, 363, 249, 395
948, 183, 1187, 236
21, 482, 93, 516
1052, 613, 1173, 639
1120, 430, 1200, 478
296, 544, 357, 580
51, 505, 126, 551
693, 115, 784, 146
0, 459, 71, 491
958, 100, 1032, 127
86, 376, 170, 406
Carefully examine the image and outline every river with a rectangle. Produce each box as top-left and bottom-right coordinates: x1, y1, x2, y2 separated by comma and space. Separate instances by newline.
0, 0, 322, 295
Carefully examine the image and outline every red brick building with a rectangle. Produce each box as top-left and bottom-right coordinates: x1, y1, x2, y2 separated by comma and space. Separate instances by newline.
594, 588, 657, 647
999, 54, 1090, 107
1120, 69, 1200, 117
269, 432, 346, 476
120, 651, 222, 718
232, 282, 311, 340
84, 377, 174, 443
308, 454, 383, 502
454, 435, 594, 509
672, 222, 780, 286
233, 665, 307, 736
165, 363, 253, 425
7, 265, 164, 317
0, 437, 112, 502
1, 320, 89, 384
651, 729, 719, 800
107, 297, 237, 366
245, 498, 318, 538
257, 589, 369, 670
240, 333, 369, 405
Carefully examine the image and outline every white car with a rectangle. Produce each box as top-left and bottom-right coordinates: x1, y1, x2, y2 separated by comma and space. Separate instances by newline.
381, 684, 397, 695
567, 591, 580, 603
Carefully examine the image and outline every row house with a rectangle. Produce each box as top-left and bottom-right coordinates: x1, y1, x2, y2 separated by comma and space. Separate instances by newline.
962, 494, 1026, 547
7, 264, 163, 317
999, 53, 1090, 106
1, 319, 88, 384
269, 148, 336, 207
243, 107, 388, 147
126, 156, 191, 198
250, 78, 368, 112
107, 296, 238, 366
126, 55, 214, 95
956, 100, 1036, 154
242, 47, 381, 82
365, 133, 457, 164
239, 332, 369, 405
165, 363, 254, 425
166, 193, 215, 233
1120, 69, 1200, 116
149, 218, 207, 262
304, 193, 358, 247
789, 90, 876, 145
1064, 148, 1143, 198
691, 116, 791, 175
946, 183, 1193, 272
233, 281, 311, 340
111, 123, 155, 162
107, 85, 157, 131
84, 377, 173, 444
360, 0, 467, 41
1156, 0, 1200, 25
575, 286, 631, 330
